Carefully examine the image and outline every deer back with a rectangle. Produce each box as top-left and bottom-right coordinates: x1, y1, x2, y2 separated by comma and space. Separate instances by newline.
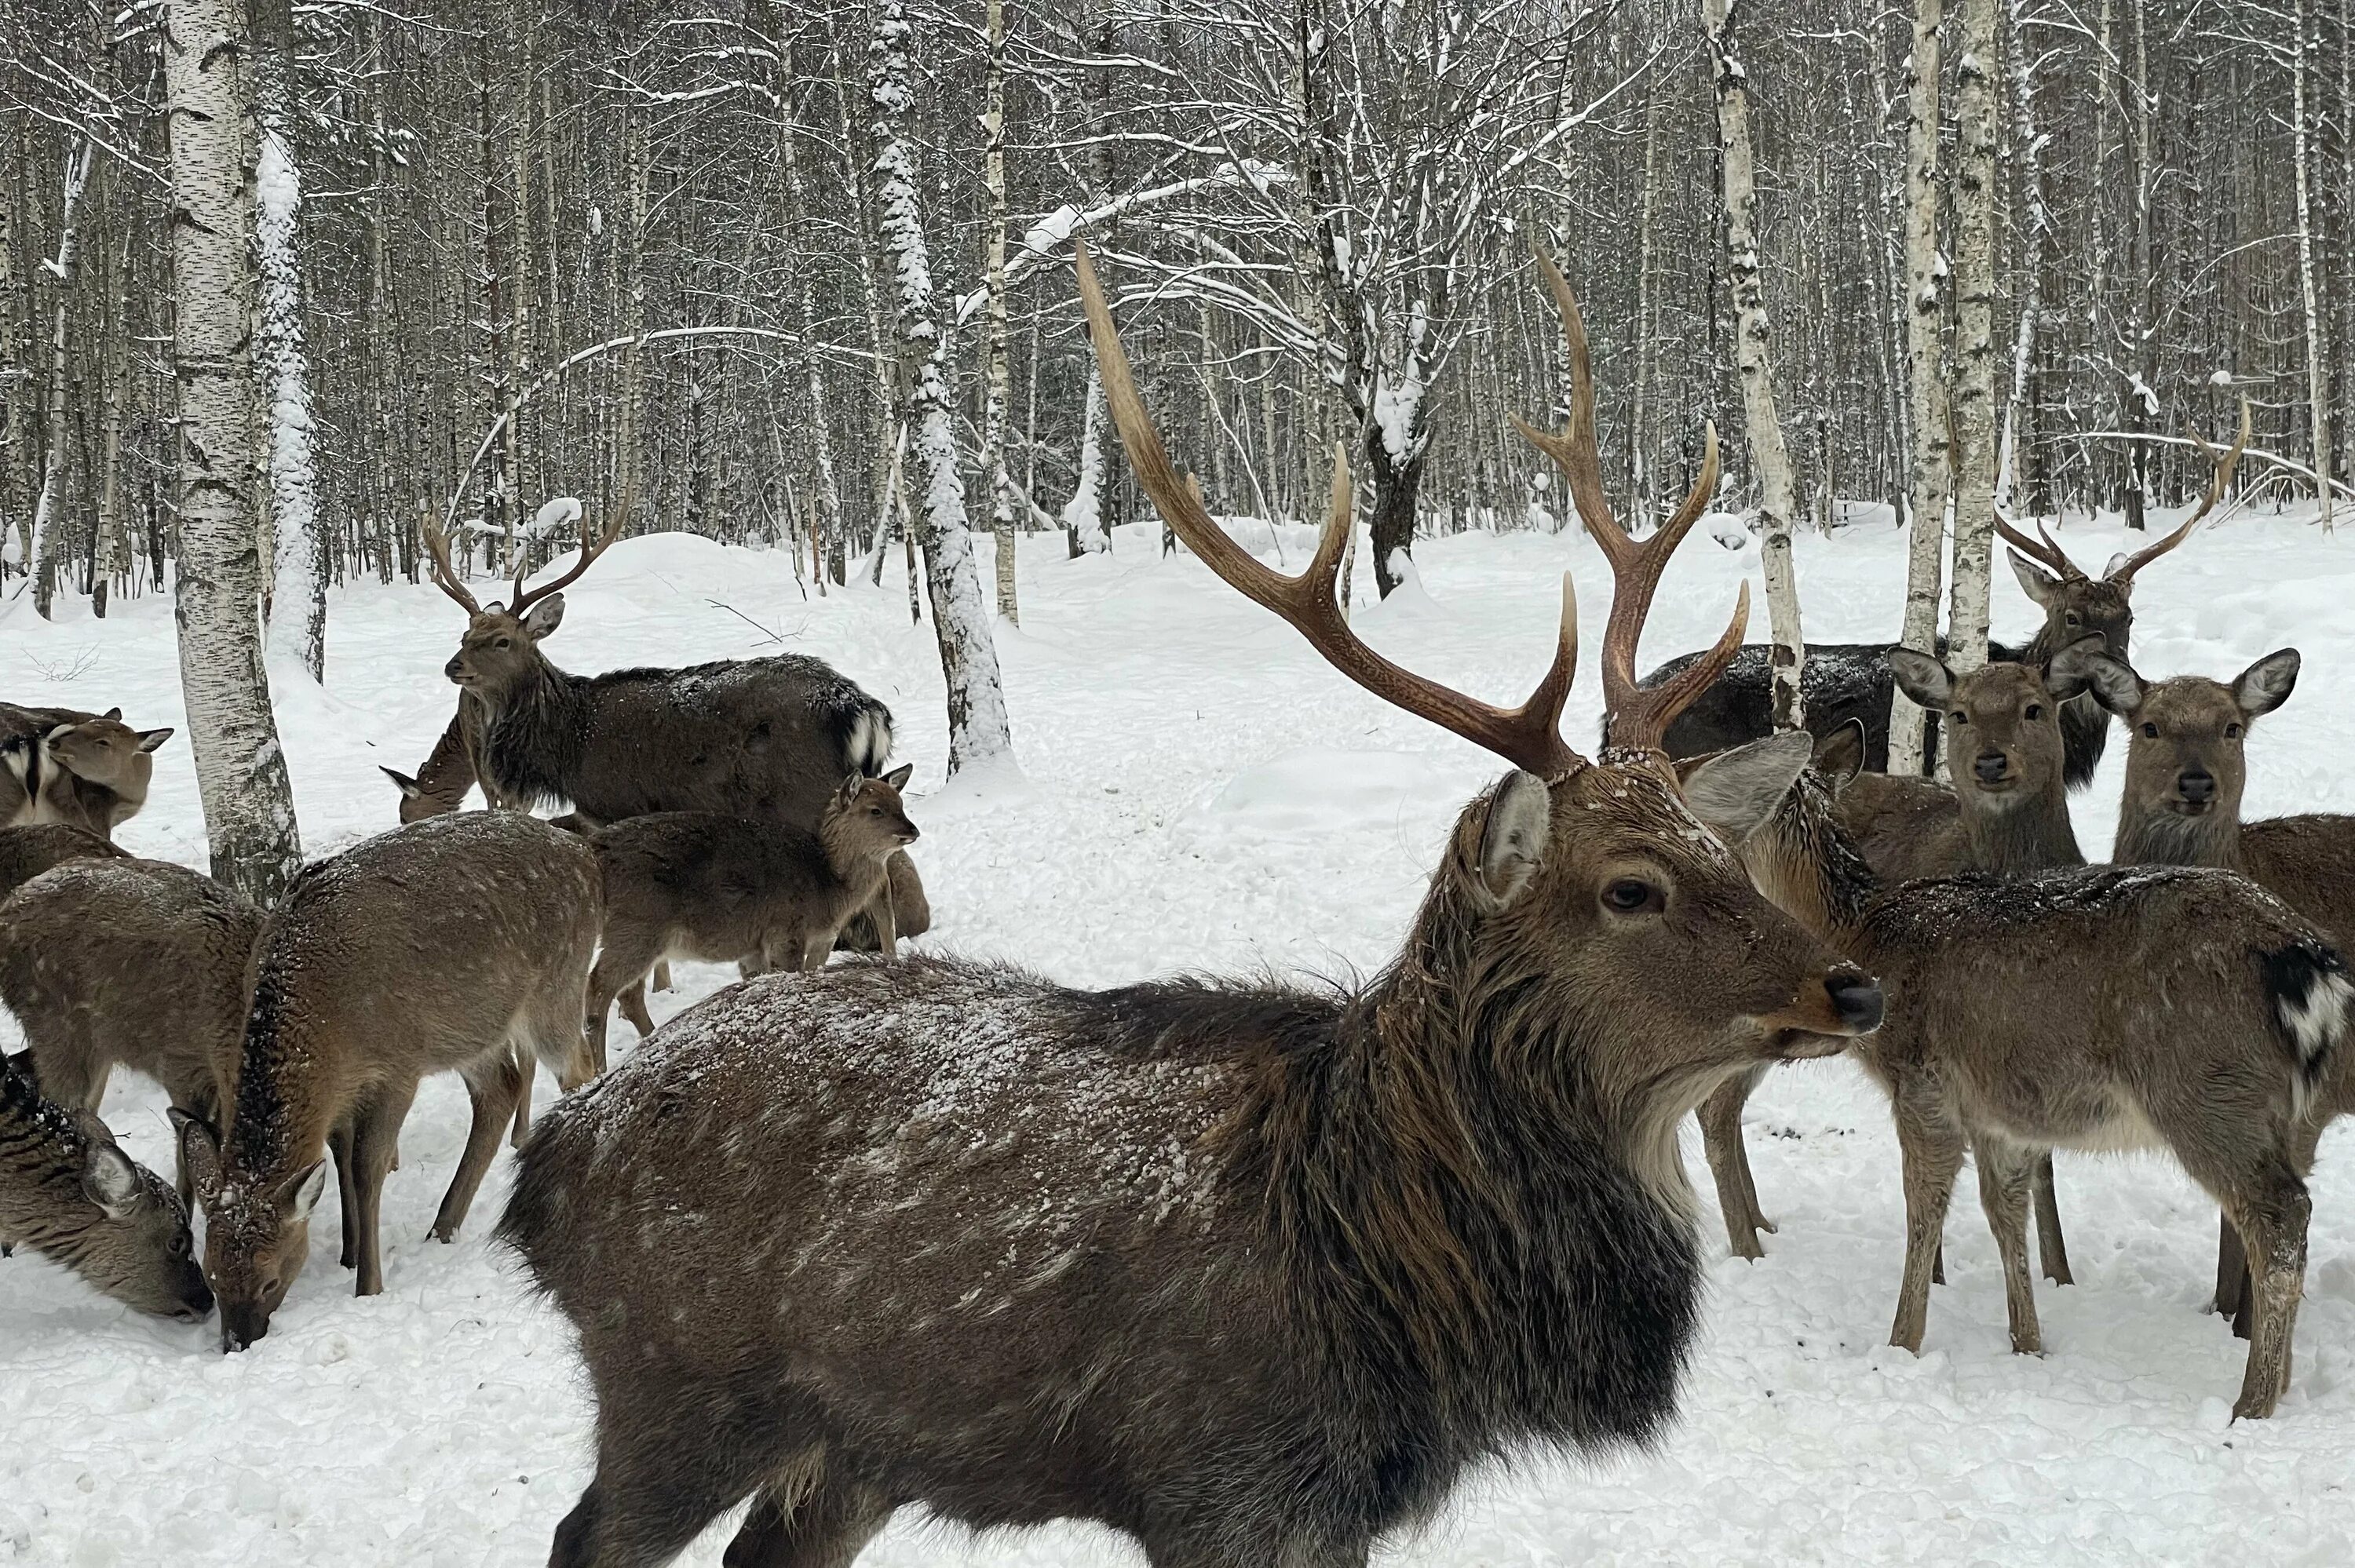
0, 823, 127, 903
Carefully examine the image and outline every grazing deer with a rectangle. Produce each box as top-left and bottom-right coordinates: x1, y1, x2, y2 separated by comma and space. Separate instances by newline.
0, 704, 173, 837
1641, 401, 2248, 785
499, 246, 1882, 1568
585, 768, 921, 1073
1, 1056, 213, 1320
0, 859, 264, 1202
1697, 649, 2098, 1272
399, 502, 928, 952
174, 811, 600, 1351
2060, 639, 2350, 1333
0, 822, 127, 903
1729, 721, 2343, 1419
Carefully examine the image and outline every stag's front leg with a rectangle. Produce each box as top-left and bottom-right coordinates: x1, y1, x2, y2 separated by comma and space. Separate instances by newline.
1889, 1073, 1966, 1355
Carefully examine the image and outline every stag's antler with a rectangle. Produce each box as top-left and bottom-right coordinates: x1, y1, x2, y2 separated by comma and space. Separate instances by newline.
1074, 243, 1585, 779
1510, 246, 1747, 754
418, 514, 484, 615
2116, 394, 2250, 584
1992, 507, 2085, 583
507, 484, 634, 614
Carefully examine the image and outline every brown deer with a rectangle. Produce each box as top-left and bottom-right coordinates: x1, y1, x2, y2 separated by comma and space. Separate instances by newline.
0, 822, 127, 903
1730, 721, 2343, 1419
1, 1056, 213, 1321
174, 811, 600, 1351
585, 768, 921, 1074
0, 704, 173, 837
498, 245, 1882, 1568
0, 858, 264, 1202
1697, 649, 2099, 1273
1641, 400, 2247, 784
2059, 638, 2346, 1334
400, 500, 927, 951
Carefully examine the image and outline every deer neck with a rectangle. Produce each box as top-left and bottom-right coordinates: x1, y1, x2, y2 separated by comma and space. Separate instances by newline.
2113, 798, 2245, 872
816, 818, 896, 897
477, 656, 589, 808
1957, 781, 2083, 875
220, 964, 344, 1189
1747, 773, 1882, 954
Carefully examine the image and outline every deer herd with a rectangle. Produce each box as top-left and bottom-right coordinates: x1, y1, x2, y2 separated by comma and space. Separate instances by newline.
0, 247, 2347, 1566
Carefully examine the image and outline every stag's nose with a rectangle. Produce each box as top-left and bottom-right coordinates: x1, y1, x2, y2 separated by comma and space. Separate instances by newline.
1827, 971, 1884, 1034
1973, 751, 2010, 784
444, 655, 466, 680
2178, 770, 2216, 805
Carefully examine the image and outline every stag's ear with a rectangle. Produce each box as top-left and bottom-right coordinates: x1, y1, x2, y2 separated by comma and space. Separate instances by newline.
2074, 651, 2146, 719
2008, 552, 2061, 608
1813, 719, 1868, 791
520, 593, 566, 640
1473, 771, 1552, 908
1887, 649, 1954, 711
278, 1161, 328, 1221
881, 764, 914, 790
380, 766, 424, 799
1682, 731, 1814, 847
2233, 649, 2301, 720
135, 727, 173, 753
170, 1108, 225, 1206
2102, 552, 2134, 583
83, 1143, 144, 1220
2041, 634, 2110, 702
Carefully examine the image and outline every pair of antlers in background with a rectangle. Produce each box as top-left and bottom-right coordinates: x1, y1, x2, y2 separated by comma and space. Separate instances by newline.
1995, 398, 2250, 585
1075, 241, 1742, 779
418, 485, 634, 618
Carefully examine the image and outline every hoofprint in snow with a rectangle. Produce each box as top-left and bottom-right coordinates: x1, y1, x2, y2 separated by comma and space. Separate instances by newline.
3, 509, 2353, 1566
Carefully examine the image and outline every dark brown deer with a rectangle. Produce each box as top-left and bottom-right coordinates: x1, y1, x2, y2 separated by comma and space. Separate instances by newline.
1641, 401, 2248, 786
1, 703, 173, 837
2061, 639, 2346, 1334
498, 246, 1882, 1568
400, 501, 927, 946
0, 858, 264, 1202
1730, 724, 2343, 1419
1, 1056, 213, 1321
1696, 649, 2098, 1271
585, 768, 920, 1074
0, 822, 127, 903
174, 811, 600, 1351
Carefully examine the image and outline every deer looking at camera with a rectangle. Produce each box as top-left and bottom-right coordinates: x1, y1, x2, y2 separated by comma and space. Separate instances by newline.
391, 498, 929, 951
1640, 401, 2247, 782
498, 246, 1882, 1568
2059, 636, 2355, 1336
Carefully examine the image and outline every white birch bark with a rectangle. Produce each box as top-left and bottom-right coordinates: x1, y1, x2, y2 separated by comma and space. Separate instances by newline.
1886, 0, 1951, 775
164, 0, 305, 904
2292, 0, 2335, 533
1998, 0, 2045, 512
1703, 0, 1806, 729
869, 0, 1015, 775
1944, 0, 2001, 673
769, 16, 844, 589
981, 0, 1019, 621
257, 120, 326, 678
30, 137, 93, 621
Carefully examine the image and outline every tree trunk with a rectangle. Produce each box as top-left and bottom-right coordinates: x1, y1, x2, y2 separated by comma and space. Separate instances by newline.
1999, 0, 2046, 516
869, 0, 1015, 776
2292, 0, 2335, 532
1944, 0, 2002, 672
165, 0, 305, 905
31, 137, 93, 621
1703, 0, 1806, 728
980, 0, 1019, 621
769, 16, 845, 589
255, 0, 326, 680
1887, 0, 1950, 775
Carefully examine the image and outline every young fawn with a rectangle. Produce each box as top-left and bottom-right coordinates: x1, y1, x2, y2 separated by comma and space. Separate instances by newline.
585, 767, 919, 1070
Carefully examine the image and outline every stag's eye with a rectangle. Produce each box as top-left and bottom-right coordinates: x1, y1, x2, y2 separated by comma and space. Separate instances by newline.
1601, 878, 1659, 914
2065, 611, 2082, 625
494, 637, 513, 650
1950, 710, 1969, 726
2025, 704, 2043, 721
2225, 723, 2243, 739
2141, 722, 2160, 738
169, 1234, 189, 1256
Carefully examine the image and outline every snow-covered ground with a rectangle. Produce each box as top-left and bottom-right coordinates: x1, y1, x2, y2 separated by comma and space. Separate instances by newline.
5, 504, 2354, 1566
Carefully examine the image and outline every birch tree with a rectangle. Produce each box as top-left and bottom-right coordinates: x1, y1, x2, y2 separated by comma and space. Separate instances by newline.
1703, 0, 1806, 728
1944, 0, 2002, 672
869, 0, 1015, 776
980, 0, 1019, 619
28, 136, 92, 620
163, 0, 305, 903
254, 0, 325, 678
1885, 0, 1949, 775
2290, 0, 2335, 534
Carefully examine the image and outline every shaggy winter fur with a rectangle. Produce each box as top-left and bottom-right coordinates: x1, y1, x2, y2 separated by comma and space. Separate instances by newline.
0, 822, 126, 903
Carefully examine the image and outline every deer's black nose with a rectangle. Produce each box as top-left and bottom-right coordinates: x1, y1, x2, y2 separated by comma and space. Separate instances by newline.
1827, 972, 1884, 1033
1973, 751, 2010, 783
2178, 770, 2215, 804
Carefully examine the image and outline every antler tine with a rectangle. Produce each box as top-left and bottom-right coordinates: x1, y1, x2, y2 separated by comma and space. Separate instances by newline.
507, 481, 635, 614
1608, 582, 1752, 753
1510, 247, 1633, 571
418, 514, 484, 615
2112, 394, 2249, 583
1992, 503, 2082, 580
1075, 242, 1584, 779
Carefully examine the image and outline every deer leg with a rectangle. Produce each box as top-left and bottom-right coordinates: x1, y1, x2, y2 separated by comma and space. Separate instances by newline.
721, 1457, 892, 1568
432, 1048, 526, 1244
799, 933, 831, 975
586, 935, 660, 1076
1889, 1073, 1966, 1355
2204, 1154, 2312, 1420
619, 983, 655, 1039
511, 1043, 537, 1149
2215, 1213, 2251, 1333
652, 961, 674, 994
1973, 1138, 2043, 1355
349, 1083, 417, 1297
2032, 1151, 2072, 1285
553, 1406, 798, 1568
328, 1120, 360, 1271
1698, 1067, 1769, 1259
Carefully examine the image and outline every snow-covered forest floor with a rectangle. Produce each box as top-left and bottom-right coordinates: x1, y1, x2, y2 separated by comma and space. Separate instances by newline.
5, 507, 2354, 1566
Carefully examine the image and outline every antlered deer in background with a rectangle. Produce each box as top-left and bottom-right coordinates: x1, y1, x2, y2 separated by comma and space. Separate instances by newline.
1725, 720, 2344, 1420
1641, 401, 2248, 786
389, 498, 929, 948
499, 246, 1883, 1568
177, 811, 600, 1351
2062, 639, 2355, 1335
0, 702, 174, 837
